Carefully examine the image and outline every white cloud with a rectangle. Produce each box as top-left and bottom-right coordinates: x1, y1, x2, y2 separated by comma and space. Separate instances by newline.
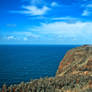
7, 36, 16, 40
14, 32, 39, 38
4, 21, 92, 44
82, 10, 89, 16
23, 5, 50, 15
86, 4, 92, 8
10, 1, 60, 16
51, 2, 59, 7
24, 37, 28, 41
31, 21, 92, 40
4, 32, 40, 41
9, 32, 40, 40
82, 3, 92, 16
11, 5, 50, 16
52, 17, 78, 21
29, 16, 79, 22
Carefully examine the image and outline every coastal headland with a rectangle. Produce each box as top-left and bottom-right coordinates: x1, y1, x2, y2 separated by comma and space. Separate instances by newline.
1, 45, 92, 92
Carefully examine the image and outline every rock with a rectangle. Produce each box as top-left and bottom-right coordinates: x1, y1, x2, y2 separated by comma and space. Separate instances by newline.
56, 45, 92, 76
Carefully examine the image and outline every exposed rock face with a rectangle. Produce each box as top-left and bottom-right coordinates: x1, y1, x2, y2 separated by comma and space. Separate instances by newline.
1, 45, 92, 92
56, 45, 92, 76
55, 45, 92, 91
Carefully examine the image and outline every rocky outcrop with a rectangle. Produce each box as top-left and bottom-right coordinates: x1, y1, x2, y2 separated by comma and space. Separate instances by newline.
55, 45, 92, 91
56, 45, 92, 76
1, 45, 92, 92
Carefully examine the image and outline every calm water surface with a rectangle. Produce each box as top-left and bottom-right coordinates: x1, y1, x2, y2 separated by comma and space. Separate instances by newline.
0, 45, 79, 87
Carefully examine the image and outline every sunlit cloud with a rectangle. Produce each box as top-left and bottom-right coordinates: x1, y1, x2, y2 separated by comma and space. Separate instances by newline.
10, 5, 50, 16
82, 3, 92, 16
6, 32, 40, 41
22, 5, 50, 16
24, 37, 28, 41
82, 10, 89, 16
31, 21, 92, 41
51, 2, 59, 7
7, 36, 16, 40
52, 17, 78, 21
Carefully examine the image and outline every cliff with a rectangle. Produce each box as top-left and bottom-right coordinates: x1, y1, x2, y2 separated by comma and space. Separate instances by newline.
56, 45, 92, 76
1, 45, 92, 92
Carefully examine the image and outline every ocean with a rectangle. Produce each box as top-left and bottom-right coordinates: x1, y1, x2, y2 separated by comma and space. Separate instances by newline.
0, 45, 79, 87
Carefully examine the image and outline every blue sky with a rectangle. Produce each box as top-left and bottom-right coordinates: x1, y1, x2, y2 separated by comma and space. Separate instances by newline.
0, 0, 92, 44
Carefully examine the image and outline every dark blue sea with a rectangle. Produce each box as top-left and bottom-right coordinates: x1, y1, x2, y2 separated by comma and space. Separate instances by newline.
0, 45, 79, 87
